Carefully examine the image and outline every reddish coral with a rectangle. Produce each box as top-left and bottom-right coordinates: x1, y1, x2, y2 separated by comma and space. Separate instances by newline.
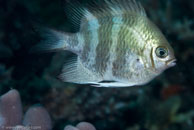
161, 85, 184, 100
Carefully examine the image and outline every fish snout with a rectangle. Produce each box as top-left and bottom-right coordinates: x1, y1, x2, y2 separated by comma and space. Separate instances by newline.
166, 58, 176, 67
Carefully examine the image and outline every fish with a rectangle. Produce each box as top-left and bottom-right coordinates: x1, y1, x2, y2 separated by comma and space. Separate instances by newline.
36, 0, 176, 87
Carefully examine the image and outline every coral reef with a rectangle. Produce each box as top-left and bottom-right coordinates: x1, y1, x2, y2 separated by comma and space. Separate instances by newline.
0, 89, 96, 130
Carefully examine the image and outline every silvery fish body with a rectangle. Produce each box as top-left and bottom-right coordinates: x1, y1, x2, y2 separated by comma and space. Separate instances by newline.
39, 0, 176, 87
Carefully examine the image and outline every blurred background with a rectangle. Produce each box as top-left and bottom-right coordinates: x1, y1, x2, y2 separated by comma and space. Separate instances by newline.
0, 0, 194, 130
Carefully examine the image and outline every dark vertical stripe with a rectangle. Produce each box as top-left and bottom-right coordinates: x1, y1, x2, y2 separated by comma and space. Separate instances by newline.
122, 14, 137, 27
69, 34, 79, 53
112, 25, 130, 78
81, 28, 91, 62
71, 34, 79, 47
94, 16, 113, 76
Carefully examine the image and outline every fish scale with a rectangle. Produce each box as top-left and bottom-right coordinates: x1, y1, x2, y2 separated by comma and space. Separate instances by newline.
37, 0, 176, 87
103, 16, 123, 80
94, 16, 113, 76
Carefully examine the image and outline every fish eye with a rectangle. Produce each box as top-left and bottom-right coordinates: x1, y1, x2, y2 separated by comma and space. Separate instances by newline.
155, 46, 168, 58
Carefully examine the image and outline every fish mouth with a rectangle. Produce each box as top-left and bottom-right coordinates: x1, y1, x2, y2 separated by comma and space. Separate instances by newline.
166, 58, 176, 67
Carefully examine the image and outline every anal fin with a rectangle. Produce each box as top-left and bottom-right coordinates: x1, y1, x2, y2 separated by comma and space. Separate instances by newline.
60, 57, 101, 84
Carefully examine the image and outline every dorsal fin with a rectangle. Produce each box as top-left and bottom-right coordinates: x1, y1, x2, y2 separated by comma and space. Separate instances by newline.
88, 0, 146, 17
64, 0, 85, 31
65, 0, 147, 31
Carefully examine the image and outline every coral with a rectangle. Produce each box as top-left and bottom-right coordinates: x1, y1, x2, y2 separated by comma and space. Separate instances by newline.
0, 89, 52, 130
64, 122, 96, 130
0, 89, 96, 130
161, 84, 184, 100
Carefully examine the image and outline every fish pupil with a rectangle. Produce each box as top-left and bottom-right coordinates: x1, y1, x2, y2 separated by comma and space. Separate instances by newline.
156, 47, 168, 58
159, 49, 165, 56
